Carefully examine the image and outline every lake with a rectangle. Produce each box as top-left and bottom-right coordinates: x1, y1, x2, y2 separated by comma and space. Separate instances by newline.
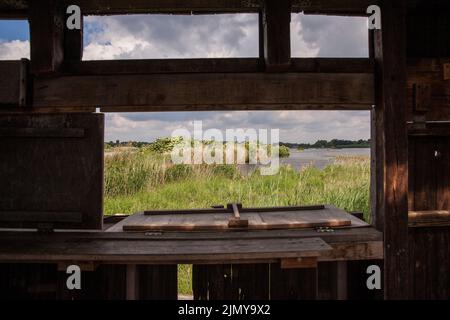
238, 148, 370, 174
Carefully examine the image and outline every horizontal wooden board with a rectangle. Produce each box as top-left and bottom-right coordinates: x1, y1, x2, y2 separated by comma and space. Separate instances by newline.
409, 210, 450, 228
0, 227, 383, 263
0, 211, 82, 223
62, 58, 373, 75
33, 72, 374, 111
0, 128, 85, 138
116, 205, 368, 232
0, 236, 332, 263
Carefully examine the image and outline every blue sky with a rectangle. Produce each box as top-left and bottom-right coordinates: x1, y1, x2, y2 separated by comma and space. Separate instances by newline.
0, 20, 29, 41
0, 14, 370, 143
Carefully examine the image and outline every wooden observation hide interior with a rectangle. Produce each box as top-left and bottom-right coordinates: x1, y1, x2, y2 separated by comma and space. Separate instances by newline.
0, 0, 449, 300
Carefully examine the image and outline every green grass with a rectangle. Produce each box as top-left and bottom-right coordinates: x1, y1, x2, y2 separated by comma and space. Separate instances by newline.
104, 149, 370, 295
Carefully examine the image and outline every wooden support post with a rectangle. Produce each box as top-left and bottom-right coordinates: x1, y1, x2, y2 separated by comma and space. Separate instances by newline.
373, 0, 409, 299
261, 0, 292, 71
29, 0, 65, 74
64, 14, 83, 62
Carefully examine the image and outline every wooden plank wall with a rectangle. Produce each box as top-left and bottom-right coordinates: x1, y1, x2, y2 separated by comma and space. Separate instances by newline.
0, 263, 177, 300
0, 113, 104, 230
408, 135, 450, 299
192, 261, 381, 300
406, 0, 450, 300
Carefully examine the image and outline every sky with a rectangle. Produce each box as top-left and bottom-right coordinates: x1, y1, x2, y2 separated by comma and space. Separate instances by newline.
0, 14, 370, 143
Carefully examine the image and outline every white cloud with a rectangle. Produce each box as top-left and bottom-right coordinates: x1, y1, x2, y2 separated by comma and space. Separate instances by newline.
106, 111, 370, 143
291, 14, 368, 57
0, 40, 29, 60
83, 14, 259, 60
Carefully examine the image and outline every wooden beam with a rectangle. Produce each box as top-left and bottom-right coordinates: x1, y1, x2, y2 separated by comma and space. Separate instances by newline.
32, 72, 374, 111
0, 0, 27, 18
373, 0, 409, 299
29, 0, 65, 74
67, 0, 261, 14
261, 0, 292, 71
293, 0, 377, 16
62, 58, 373, 75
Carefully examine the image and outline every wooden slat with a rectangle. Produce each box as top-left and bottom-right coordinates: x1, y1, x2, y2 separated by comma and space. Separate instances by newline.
0, 237, 332, 263
70, 0, 261, 14
373, 0, 409, 299
408, 227, 450, 299
409, 210, 450, 228
261, 0, 291, 71
32, 72, 374, 110
0, 228, 383, 263
0, 211, 82, 223
0, 0, 27, 19
63, 58, 374, 75
121, 207, 355, 232
270, 263, 318, 299
0, 128, 85, 138
29, 0, 65, 74
1, 225, 383, 242
64, 58, 262, 74
294, 0, 377, 16
144, 204, 325, 215
65, 0, 374, 15
138, 265, 178, 300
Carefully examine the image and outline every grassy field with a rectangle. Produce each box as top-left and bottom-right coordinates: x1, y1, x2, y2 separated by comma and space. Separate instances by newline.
104, 147, 370, 295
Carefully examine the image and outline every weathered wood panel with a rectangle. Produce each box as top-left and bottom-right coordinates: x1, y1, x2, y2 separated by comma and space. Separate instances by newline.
118, 206, 361, 232
138, 265, 178, 300
56, 265, 127, 300
408, 131, 450, 299
0, 60, 26, 107
407, 59, 450, 121
0, 263, 57, 299
270, 264, 317, 299
407, 1, 450, 58
408, 227, 450, 299
0, 113, 104, 230
32, 73, 374, 111
373, 0, 409, 299
194, 263, 322, 300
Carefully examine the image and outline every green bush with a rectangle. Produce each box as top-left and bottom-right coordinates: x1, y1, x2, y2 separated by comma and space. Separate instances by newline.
278, 145, 290, 158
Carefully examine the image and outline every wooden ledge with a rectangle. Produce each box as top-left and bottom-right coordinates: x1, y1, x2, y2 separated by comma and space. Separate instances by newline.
409, 210, 450, 228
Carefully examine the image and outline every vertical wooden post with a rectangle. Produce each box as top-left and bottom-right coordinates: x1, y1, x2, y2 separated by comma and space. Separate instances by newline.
29, 0, 65, 74
261, 0, 292, 71
65, 14, 83, 62
126, 264, 138, 300
336, 261, 348, 300
373, 0, 409, 299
